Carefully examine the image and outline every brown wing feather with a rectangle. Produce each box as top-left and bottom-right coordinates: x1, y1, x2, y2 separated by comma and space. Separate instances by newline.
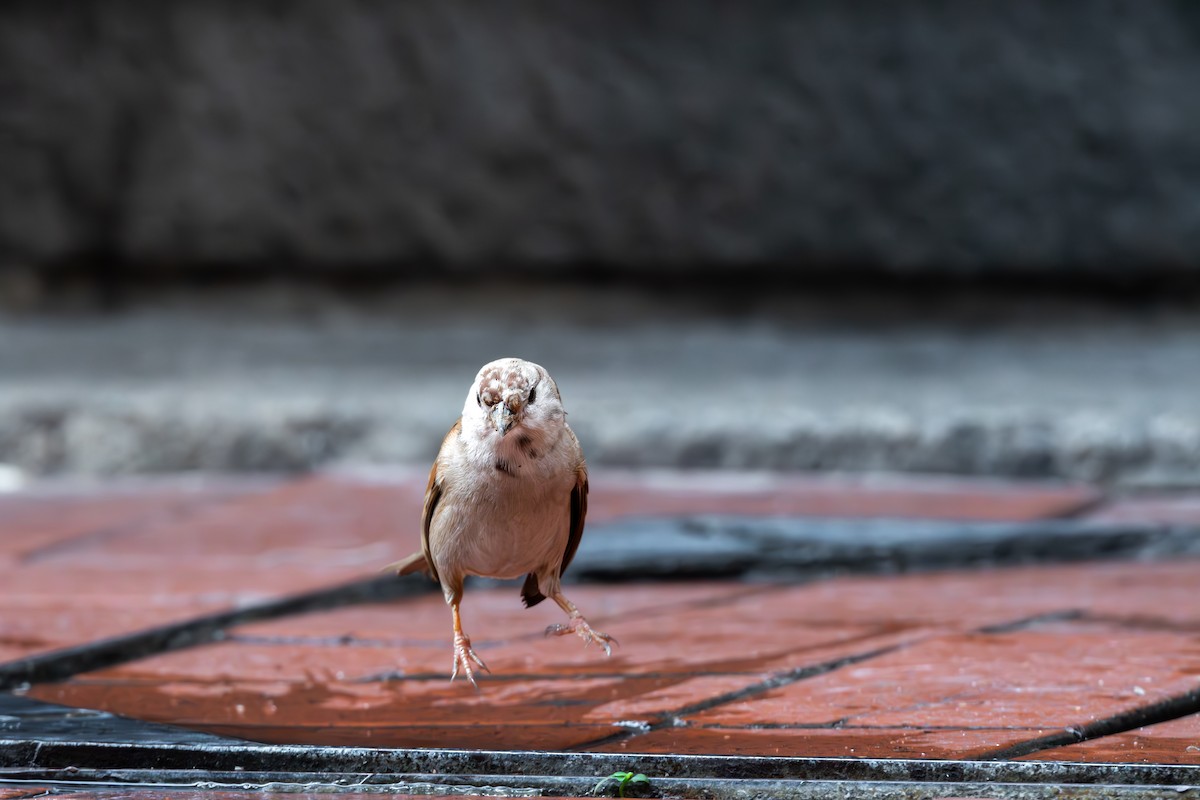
560, 460, 589, 576
390, 418, 461, 582
417, 463, 442, 584
421, 418, 462, 583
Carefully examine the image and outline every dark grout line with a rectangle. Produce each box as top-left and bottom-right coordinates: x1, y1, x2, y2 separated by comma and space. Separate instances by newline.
1077, 612, 1200, 634
695, 722, 1046, 731
976, 609, 1087, 634
572, 642, 910, 752
980, 685, 1200, 761
0, 574, 838, 693
679, 648, 898, 721
571, 608, 1090, 753
1041, 493, 1111, 521
0, 574, 434, 691
224, 584, 780, 655
981, 732, 1101, 761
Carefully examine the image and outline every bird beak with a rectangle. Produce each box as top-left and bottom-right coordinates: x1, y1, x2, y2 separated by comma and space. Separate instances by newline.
491, 404, 517, 435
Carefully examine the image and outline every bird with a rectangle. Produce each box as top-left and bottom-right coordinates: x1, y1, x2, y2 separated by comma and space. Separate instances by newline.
387, 357, 614, 685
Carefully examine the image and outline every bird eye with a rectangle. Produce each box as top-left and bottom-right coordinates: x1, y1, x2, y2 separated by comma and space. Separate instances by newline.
528, 387, 537, 404
476, 391, 482, 406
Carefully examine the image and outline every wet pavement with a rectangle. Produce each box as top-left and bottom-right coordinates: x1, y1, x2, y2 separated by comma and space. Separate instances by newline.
1, 468, 1199, 798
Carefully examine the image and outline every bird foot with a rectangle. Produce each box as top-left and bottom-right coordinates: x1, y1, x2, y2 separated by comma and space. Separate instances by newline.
451, 632, 490, 687
545, 617, 616, 656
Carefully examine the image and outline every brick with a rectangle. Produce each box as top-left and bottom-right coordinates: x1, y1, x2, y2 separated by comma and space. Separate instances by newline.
749, 560, 1200, 630
0, 789, 52, 800
0, 485, 249, 563
1069, 561, 1200, 626
27, 562, 1200, 759
231, 583, 749, 645
23, 584, 922, 750
228, 584, 923, 679
7, 470, 1195, 765
680, 623, 1200, 762
0, 476, 420, 660
188, 722, 623, 752
1088, 494, 1200, 526
33, 476, 425, 565
2, 562, 370, 602
0, 646, 32, 663
589, 471, 1099, 523
0, 599, 228, 663
30, 676, 681, 751
1022, 714, 1200, 765
0, 470, 1110, 664
0, 560, 376, 662
135, 586, 918, 680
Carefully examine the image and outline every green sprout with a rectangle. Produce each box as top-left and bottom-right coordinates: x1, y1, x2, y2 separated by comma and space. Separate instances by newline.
593, 771, 650, 797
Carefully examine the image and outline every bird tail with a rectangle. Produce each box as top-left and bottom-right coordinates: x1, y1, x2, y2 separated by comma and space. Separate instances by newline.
383, 551, 431, 577
520, 573, 547, 608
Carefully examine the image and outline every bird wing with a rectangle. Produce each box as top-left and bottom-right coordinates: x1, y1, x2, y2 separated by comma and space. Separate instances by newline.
416, 418, 461, 584
416, 465, 442, 582
559, 452, 589, 577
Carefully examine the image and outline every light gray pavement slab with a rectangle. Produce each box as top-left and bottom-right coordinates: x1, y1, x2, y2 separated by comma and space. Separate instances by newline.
2, 284, 1199, 484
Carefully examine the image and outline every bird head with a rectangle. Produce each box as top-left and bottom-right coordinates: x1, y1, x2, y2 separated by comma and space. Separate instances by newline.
464, 357, 566, 442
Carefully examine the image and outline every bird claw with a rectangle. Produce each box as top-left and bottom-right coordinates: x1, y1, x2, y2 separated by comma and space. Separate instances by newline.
545, 618, 616, 656
451, 632, 490, 687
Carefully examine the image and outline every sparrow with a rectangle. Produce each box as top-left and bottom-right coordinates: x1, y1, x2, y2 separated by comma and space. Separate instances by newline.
388, 357, 614, 685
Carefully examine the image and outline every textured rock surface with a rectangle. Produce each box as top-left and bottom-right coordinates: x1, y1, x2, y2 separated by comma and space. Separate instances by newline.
2, 1, 1200, 273
2, 284, 1200, 481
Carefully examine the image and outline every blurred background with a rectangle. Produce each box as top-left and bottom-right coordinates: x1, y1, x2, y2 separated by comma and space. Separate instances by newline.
3, 0, 1200, 486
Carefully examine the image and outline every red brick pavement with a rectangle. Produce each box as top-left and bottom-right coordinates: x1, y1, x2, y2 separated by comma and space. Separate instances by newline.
1023, 713, 1200, 765
0, 469, 1099, 662
3, 469, 1199, 767
0, 789, 51, 800
1, 475, 415, 662
587, 470, 1100, 522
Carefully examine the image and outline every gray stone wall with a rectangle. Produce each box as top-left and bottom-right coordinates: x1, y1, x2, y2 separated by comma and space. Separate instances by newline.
3, 1, 1200, 276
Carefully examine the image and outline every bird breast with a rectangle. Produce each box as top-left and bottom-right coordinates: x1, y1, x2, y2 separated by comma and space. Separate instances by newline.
430, 438, 575, 582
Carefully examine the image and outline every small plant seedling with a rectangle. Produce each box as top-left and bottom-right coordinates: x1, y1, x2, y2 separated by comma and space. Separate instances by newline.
593, 770, 650, 797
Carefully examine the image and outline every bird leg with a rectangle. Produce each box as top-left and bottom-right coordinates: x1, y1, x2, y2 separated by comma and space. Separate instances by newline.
450, 601, 489, 686
545, 593, 616, 655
